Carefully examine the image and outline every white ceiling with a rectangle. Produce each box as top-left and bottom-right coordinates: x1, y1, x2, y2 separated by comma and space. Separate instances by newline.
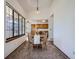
17, 0, 53, 12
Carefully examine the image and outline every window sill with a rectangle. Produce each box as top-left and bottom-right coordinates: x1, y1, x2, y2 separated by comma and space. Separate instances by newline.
6, 34, 25, 43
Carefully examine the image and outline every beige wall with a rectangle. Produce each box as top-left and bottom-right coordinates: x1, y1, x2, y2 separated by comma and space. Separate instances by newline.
50, 0, 75, 59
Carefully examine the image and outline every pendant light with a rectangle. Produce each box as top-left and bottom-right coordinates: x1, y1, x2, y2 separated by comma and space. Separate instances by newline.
36, 0, 40, 14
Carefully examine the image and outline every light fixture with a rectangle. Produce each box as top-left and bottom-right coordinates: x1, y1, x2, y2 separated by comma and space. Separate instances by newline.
36, 0, 40, 14
42, 20, 48, 23
27, 20, 30, 24
42, 20, 46, 22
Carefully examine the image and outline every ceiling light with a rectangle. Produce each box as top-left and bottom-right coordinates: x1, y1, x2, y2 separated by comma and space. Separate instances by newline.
36, 0, 40, 14
42, 20, 46, 22
36, 10, 40, 14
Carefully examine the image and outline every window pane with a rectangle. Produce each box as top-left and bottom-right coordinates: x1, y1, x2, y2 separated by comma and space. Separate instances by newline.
14, 12, 18, 36
23, 18, 25, 34
19, 16, 22, 35
5, 6, 13, 38
21, 17, 23, 34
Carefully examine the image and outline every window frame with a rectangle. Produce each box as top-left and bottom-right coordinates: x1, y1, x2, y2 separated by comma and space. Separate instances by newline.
6, 2, 25, 42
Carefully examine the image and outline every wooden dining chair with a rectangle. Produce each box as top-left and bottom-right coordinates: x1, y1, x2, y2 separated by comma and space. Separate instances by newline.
41, 34, 47, 50
28, 33, 33, 49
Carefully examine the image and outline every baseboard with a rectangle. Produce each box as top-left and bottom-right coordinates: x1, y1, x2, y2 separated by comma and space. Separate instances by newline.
53, 44, 70, 59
